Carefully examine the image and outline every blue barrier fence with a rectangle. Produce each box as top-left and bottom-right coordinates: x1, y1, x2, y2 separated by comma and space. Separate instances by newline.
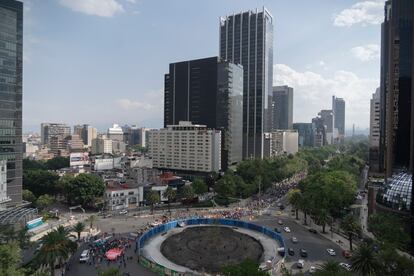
137, 218, 285, 253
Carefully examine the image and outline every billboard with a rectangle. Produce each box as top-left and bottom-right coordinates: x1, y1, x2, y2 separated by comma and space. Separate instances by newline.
70, 152, 90, 167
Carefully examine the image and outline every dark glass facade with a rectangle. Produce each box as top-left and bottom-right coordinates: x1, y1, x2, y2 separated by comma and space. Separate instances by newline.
220, 8, 273, 159
271, 86, 293, 130
293, 123, 314, 147
164, 57, 243, 169
0, 0, 23, 205
332, 96, 345, 141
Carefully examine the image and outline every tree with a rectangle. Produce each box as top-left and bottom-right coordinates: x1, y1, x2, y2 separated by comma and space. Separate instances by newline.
164, 187, 176, 213
145, 191, 160, 214
22, 189, 36, 203
72, 222, 85, 241
98, 267, 122, 276
23, 170, 60, 197
214, 172, 237, 198
192, 177, 208, 195
351, 243, 381, 276
35, 194, 54, 211
64, 174, 105, 207
87, 215, 97, 230
313, 208, 331, 234
340, 214, 361, 251
221, 259, 268, 276
0, 224, 31, 249
23, 158, 47, 171
287, 189, 302, 220
368, 213, 409, 249
45, 156, 69, 170
315, 261, 349, 276
35, 226, 77, 276
0, 242, 25, 276
180, 185, 195, 200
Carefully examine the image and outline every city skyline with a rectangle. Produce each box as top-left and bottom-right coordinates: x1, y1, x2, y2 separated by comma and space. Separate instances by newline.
22, 0, 381, 132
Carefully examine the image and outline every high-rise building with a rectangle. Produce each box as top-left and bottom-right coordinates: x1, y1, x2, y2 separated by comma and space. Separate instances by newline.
369, 88, 381, 172
107, 124, 124, 142
293, 123, 314, 147
127, 125, 146, 147
220, 8, 274, 159
147, 122, 221, 173
332, 96, 345, 143
164, 56, 243, 169
0, 0, 23, 206
91, 136, 113, 155
380, 0, 414, 177
271, 86, 294, 130
66, 134, 84, 153
270, 130, 298, 156
41, 123, 71, 145
73, 124, 96, 147
312, 116, 326, 147
318, 110, 334, 145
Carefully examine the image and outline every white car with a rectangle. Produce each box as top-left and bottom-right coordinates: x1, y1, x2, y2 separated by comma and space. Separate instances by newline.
283, 226, 291, 233
327, 248, 336, 256
309, 266, 316, 273
340, 263, 352, 271
291, 236, 298, 243
297, 259, 305, 269
119, 209, 128, 215
278, 220, 283, 225
79, 249, 90, 263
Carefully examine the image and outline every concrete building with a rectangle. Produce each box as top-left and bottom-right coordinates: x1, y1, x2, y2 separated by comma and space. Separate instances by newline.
0, 0, 23, 205
66, 134, 84, 153
271, 130, 298, 156
126, 125, 146, 147
164, 57, 243, 169
91, 136, 113, 155
74, 124, 97, 147
107, 124, 124, 142
293, 123, 314, 147
312, 116, 326, 147
49, 136, 68, 157
332, 96, 345, 143
318, 110, 334, 145
0, 160, 11, 210
41, 123, 71, 145
105, 183, 143, 210
147, 121, 221, 173
369, 88, 381, 172
271, 86, 294, 130
112, 140, 126, 154
220, 8, 274, 159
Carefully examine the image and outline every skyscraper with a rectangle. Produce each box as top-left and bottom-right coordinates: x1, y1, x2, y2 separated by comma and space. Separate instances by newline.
220, 8, 274, 159
0, 0, 23, 206
293, 123, 314, 147
380, 0, 414, 177
332, 96, 345, 143
369, 88, 381, 172
318, 110, 334, 144
164, 56, 243, 169
271, 86, 294, 130
41, 123, 71, 145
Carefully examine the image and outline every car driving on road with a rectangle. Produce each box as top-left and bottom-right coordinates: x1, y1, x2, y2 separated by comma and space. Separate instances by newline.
283, 226, 291, 233
327, 248, 336, 256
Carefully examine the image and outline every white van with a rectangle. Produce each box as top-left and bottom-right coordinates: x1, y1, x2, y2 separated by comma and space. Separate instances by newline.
297, 259, 305, 269
79, 249, 90, 263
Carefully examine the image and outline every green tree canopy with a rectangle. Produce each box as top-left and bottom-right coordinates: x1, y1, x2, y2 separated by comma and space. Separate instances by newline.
0, 242, 24, 276
180, 185, 195, 200
22, 189, 36, 203
368, 213, 410, 249
23, 170, 60, 197
45, 156, 69, 170
191, 177, 208, 195
145, 190, 160, 214
98, 267, 122, 276
64, 174, 105, 207
221, 259, 268, 276
35, 194, 54, 211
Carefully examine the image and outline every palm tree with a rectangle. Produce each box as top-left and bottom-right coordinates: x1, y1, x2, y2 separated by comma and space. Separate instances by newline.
299, 196, 311, 225
72, 222, 85, 241
146, 191, 160, 214
35, 226, 77, 276
340, 214, 361, 250
313, 208, 331, 233
164, 187, 176, 214
287, 188, 302, 220
87, 215, 97, 230
351, 243, 381, 276
317, 260, 342, 273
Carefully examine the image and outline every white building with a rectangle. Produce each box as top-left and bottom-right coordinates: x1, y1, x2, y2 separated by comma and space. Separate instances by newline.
265, 130, 298, 157
107, 124, 124, 142
105, 185, 143, 210
91, 136, 113, 155
147, 121, 221, 173
94, 158, 114, 171
370, 88, 380, 148
0, 160, 10, 210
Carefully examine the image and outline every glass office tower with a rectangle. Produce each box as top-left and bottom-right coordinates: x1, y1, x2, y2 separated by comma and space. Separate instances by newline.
220, 8, 273, 159
0, 0, 23, 206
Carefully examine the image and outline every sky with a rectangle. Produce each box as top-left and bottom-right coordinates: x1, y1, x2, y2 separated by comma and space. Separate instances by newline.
21, 0, 384, 133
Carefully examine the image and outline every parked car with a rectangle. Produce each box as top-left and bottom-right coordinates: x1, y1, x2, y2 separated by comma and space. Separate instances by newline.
342, 250, 352, 258
283, 226, 291, 233
309, 266, 317, 273
300, 248, 308, 257
291, 236, 298, 243
297, 259, 305, 269
327, 248, 336, 256
79, 250, 90, 263
340, 263, 352, 271
119, 209, 128, 215
278, 220, 283, 225
308, 228, 317, 234
288, 248, 295, 256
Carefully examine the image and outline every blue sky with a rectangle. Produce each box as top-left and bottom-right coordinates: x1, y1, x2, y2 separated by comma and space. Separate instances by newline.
22, 0, 384, 132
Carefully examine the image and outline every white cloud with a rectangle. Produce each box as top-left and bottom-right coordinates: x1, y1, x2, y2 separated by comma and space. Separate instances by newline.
125, 0, 136, 3
333, 1, 384, 27
117, 99, 154, 111
351, 44, 380, 61
274, 64, 378, 128
58, 0, 124, 17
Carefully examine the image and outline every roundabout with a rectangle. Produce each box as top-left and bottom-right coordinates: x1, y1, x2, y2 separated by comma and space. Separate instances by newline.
137, 218, 285, 275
